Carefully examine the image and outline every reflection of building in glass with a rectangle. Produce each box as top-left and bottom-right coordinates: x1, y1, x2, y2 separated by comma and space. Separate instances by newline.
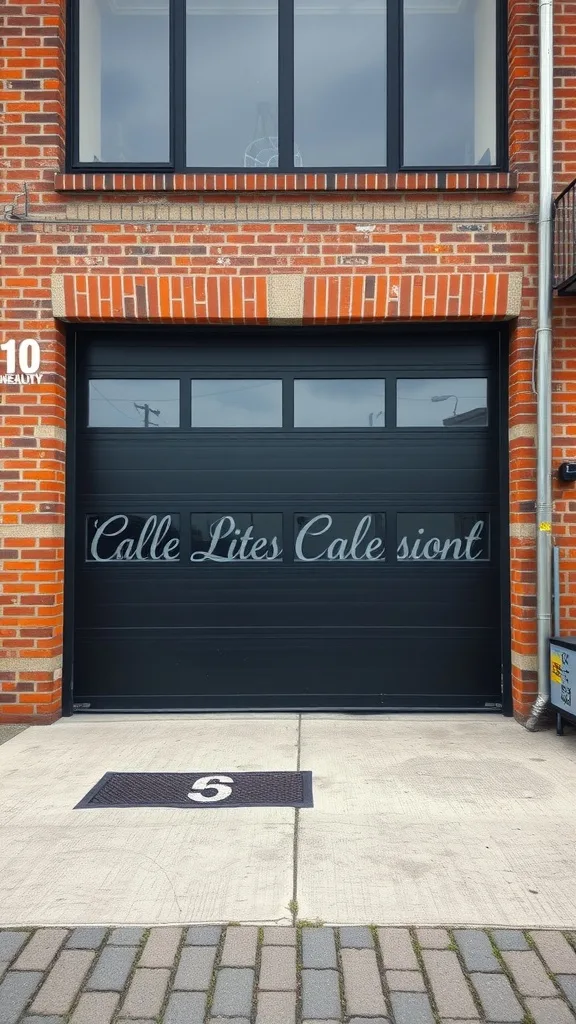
442, 407, 489, 427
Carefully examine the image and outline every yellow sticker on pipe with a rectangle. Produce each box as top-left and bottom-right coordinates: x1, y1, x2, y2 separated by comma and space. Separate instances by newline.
539, 522, 552, 532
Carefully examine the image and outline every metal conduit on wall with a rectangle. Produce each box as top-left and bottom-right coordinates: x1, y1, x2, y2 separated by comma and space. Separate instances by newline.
527, 0, 554, 730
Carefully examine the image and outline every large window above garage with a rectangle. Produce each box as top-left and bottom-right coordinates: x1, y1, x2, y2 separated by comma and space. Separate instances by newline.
69, 0, 505, 173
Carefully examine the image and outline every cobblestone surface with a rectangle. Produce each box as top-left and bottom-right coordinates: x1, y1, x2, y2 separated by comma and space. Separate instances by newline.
1, 925, 576, 1022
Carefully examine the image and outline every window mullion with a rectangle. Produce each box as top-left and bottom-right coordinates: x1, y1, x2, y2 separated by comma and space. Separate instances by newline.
70, 0, 79, 168
387, 0, 402, 172
496, 0, 507, 168
278, 0, 295, 172
173, 0, 186, 172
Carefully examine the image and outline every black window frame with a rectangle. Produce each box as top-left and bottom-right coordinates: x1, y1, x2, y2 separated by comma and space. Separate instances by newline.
67, 0, 508, 175
85, 371, 492, 432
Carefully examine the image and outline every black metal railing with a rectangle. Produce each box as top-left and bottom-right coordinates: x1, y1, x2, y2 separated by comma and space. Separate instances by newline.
554, 178, 576, 293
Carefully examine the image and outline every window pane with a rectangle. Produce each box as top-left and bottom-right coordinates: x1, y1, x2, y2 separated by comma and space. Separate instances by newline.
294, 0, 387, 168
79, 0, 170, 164
403, 0, 496, 167
191, 380, 282, 427
186, 0, 278, 167
88, 380, 180, 428
295, 513, 386, 561
191, 513, 283, 561
397, 513, 490, 561
294, 379, 385, 427
87, 514, 180, 561
396, 379, 488, 427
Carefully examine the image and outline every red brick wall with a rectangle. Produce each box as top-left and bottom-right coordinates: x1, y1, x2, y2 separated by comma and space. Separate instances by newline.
552, 0, 576, 682
0, 0, 574, 722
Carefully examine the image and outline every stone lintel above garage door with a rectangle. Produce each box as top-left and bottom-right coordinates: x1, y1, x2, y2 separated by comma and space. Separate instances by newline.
52, 272, 522, 325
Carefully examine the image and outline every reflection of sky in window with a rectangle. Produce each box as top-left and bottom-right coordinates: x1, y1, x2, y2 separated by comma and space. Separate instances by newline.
191, 380, 282, 426
403, 0, 495, 167
99, 0, 170, 163
89, 380, 180, 427
397, 378, 487, 426
295, 379, 385, 427
294, 0, 386, 167
186, 0, 277, 167
89, 0, 494, 172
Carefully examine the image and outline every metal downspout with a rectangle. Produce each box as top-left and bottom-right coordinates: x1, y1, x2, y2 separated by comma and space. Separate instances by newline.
526, 0, 554, 730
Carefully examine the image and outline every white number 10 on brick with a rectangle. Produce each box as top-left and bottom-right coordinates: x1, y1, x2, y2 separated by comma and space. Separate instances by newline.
1, 338, 41, 376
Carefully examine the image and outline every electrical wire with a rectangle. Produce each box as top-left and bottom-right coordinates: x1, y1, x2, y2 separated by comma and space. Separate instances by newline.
89, 384, 141, 423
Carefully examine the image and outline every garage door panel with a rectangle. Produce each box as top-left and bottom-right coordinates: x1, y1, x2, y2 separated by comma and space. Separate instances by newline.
78, 473, 495, 502
74, 631, 500, 709
77, 603, 499, 630
79, 332, 493, 372
75, 567, 499, 630
77, 436, 495, 476
78, 485, 496, 513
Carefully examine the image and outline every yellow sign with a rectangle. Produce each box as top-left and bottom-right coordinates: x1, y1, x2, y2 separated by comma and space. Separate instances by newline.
551, 651, 563, 685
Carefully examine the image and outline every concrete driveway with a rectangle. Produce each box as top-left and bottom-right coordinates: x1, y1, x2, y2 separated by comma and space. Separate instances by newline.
0, 713, 575, 928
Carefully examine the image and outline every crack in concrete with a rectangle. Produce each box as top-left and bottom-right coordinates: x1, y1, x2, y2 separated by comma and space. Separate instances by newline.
291, 714, 303, 925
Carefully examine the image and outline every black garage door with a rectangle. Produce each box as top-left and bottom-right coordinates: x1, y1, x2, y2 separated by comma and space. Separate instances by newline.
70, 327, 506, 711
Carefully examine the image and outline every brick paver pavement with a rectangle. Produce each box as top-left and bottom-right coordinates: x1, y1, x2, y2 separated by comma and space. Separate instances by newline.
1, 925, 576, 1022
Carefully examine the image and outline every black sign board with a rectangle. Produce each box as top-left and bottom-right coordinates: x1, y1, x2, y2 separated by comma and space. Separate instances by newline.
75, 771, 313, 809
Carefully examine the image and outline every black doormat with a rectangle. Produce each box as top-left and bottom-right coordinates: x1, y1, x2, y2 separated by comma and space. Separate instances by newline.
75, 771, 313, 809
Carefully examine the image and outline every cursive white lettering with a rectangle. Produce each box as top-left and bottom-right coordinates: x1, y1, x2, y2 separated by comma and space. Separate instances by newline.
164, 537, 180, 559
409, 529, 425, 560
250, 537, 270, 560
190, 516, 282, 562
116, 537, 136, 560
365, 536, 385, 559
326, 535, 347, 560
397, 536, 410, 560
191, 515, 235, 562
350, 514, 384, 560
89, 512, 486, 565
396, 520, 486, 561
463, 519, 485, 560
90, 515, 129, 561
439, 536, 464, 560
134, 515, 158, 560
89, 514, 180, 562
150, 515, 177, 560
295, 514, 386, 562
295, 514, 332, 562
422, 537, 441, 559
238, 525, 255, 560
269, 536, 282, 561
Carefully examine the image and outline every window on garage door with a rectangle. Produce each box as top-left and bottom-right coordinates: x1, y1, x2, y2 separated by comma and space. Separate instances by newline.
87, 376, 489, 430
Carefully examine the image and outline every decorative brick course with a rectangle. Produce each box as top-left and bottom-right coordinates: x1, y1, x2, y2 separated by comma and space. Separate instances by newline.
301, 271, 520, 322
52, 274, 269, 324
50, 271, 522, 325
53, 171, 518, 194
